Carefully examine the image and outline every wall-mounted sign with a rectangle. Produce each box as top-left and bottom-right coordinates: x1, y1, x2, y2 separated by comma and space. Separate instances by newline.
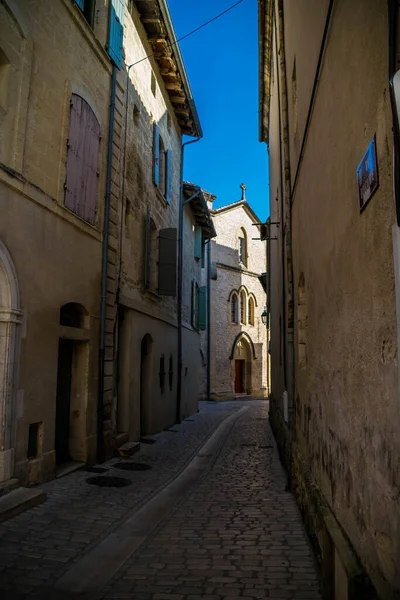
356, 135, 379, 212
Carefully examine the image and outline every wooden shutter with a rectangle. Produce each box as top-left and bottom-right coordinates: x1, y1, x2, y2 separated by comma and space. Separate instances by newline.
158, 228, 177, 296
165, 149, 172, 204
198, 286, 206, 331
153, 123, 160, 186
144, 208, 150, 289
65, 94, 100, 225
194, 226, 202, 259
108, 0, 125, 69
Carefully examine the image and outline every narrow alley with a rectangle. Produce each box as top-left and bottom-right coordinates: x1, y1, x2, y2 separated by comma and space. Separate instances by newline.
0, 400, 320, 600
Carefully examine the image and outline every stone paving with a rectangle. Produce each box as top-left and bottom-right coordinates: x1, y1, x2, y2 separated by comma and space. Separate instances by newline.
0, 400, 322, 599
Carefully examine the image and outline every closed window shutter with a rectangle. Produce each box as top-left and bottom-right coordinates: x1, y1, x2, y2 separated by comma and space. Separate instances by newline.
65, 95, 100, 225
165, 149, 172, 204
153, 123, 160, 186
108, 0, 125, 69
74, 0, 85, 10
144, 208, 150, 289
198, 286, 206, 331
158, 228, 177, 296
194, 226, 202, 259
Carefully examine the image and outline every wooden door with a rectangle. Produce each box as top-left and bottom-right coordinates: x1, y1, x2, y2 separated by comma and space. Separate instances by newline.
235, 360, 245, 393
55, 339, 74, 464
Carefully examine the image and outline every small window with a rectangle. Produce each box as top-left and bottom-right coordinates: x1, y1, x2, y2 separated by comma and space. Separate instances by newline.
238, 228, 247, 266
151, 72, 156, 97
248, 296, 255, 326
169, 355, 173, 391
240, 290, 246, 324
60, 303, 86, 328
159, 356, 165, 393
231, 294, 238, 324
27, 422, 43, 459
74, 0, 94, 26
153, 124, 172, 202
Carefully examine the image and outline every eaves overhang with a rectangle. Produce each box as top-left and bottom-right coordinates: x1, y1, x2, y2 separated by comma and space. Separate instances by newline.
258, 0, 273, 144
183, 182, 217, 240
134, 0, 202, 138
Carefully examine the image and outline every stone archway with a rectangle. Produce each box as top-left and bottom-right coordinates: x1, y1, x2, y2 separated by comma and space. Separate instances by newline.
231, 335, 253, 395
0, 239, 21, 482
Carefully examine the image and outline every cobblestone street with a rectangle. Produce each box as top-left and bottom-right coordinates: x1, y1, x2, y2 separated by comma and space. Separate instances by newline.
0, 400, 321, 599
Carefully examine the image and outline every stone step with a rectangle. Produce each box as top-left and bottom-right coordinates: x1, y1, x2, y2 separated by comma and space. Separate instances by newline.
0, 487, 46, 523
116, 441, 140, 457
0, 478, 20, 498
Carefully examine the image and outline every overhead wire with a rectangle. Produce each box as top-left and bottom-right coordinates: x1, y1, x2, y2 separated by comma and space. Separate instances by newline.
127, 0, 246, 68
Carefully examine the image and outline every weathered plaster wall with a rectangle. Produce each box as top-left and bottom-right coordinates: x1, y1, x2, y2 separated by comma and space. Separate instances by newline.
0, 0, 116, 483
270, 0, 400, 595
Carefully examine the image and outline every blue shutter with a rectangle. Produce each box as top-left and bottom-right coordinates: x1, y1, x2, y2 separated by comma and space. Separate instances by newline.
108, 0, 125, 69
153, 123, 160, 186
194, 226, 202, 259
74, 0, 85, 10
165, 149, 172, 204
198, 286, 206, 331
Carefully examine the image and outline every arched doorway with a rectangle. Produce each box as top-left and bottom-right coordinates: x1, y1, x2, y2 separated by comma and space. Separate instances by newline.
232, 335, 253, 395
140, 334, 153, 435
0, 240, 21, 482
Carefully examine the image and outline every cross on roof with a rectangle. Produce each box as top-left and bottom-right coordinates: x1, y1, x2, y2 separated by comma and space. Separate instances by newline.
240, 182, 247, 201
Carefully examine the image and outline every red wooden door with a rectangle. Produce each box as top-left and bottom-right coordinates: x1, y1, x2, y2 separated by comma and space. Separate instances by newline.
235, 360, 245, 393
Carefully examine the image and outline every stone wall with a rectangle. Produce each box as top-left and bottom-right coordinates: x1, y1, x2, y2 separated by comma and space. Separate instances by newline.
210, 204, 267, 398
0, 0, 117, 483
265, 0, 400, 595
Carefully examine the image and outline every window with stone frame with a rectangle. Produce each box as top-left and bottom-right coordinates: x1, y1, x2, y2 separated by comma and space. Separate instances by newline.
248, 296, 255, 326
238, 228, 247, 266
231, 293, 238, 324
240, 290, 247, 324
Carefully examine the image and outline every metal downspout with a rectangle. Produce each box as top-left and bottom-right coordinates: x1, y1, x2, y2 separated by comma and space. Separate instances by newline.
177, 137, 201, 424
273, 3, 287, 393
277, 0, 294, 427
207, 239, 211, 401
98, 66, 117, 463
266, 217, 271, 397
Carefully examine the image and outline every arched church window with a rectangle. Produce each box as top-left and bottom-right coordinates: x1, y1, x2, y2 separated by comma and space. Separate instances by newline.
238, 227, 247, 266
248, 296, 255, 326
231, 294, 238, 324
240, 290, 246, 324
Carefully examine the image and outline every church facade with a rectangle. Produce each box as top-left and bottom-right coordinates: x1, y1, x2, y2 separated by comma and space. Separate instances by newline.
202, 188, 268, 399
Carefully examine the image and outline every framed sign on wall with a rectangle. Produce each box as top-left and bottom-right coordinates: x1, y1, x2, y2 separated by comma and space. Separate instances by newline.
356, 135, 379, 213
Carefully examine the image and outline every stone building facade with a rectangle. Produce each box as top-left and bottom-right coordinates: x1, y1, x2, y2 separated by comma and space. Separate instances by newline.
0, 0, 201, 485
202, 192, 268, 400
259, 0, 400, 597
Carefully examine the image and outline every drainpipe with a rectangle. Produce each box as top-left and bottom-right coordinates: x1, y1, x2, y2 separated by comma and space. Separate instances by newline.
276, 0, 295, 428
266, 217, 271, 397
176, 138, 201, 424
273, 3, 287, 394
98, 66, 117, 463
207, 239, 211, 401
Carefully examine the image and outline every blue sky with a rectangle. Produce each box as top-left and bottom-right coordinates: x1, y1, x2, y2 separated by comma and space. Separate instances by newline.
167, 0, 270, 222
